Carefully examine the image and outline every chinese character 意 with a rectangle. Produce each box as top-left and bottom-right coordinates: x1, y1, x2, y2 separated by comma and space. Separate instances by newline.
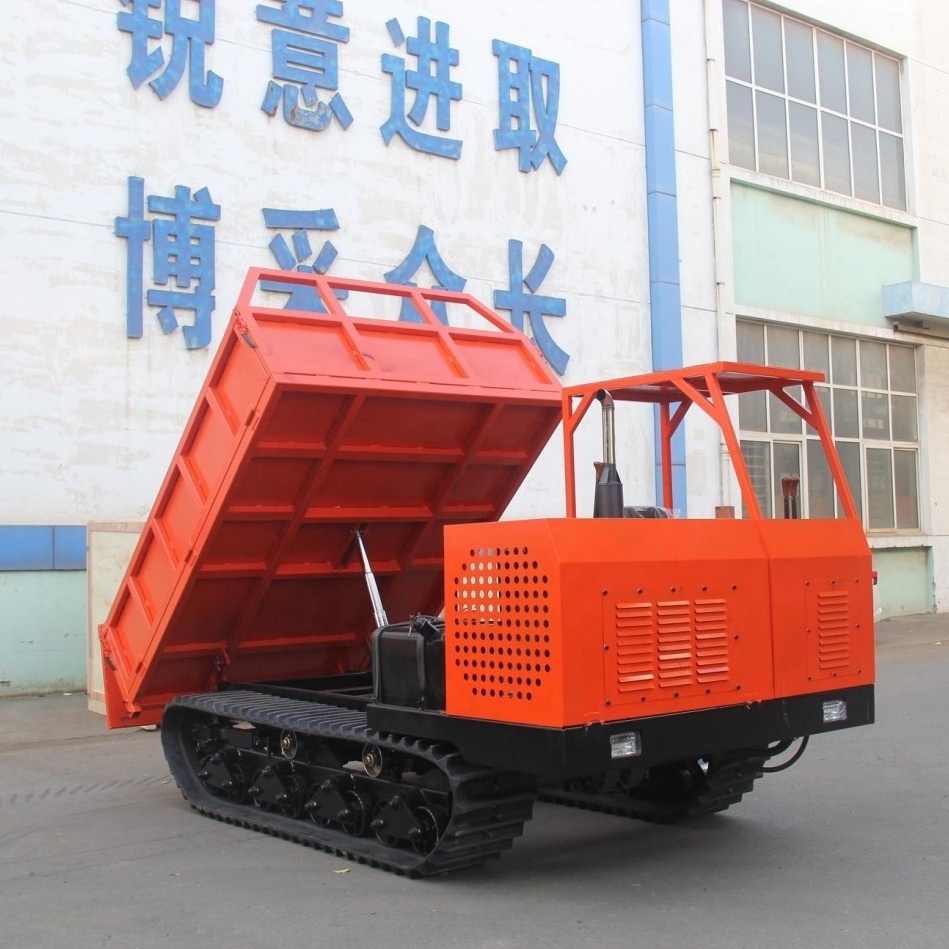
115, 176, 220, 350
493, 39, 567, 175
117, 0, 223, 108
381, 17, 462, 160
494, 240, 569, 374
257, 0, 353, 132
385, 226, 466, 322
260, 207, 347, 311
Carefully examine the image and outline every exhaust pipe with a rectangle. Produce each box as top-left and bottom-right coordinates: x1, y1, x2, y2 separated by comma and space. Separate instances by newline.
593, 389, 624, 518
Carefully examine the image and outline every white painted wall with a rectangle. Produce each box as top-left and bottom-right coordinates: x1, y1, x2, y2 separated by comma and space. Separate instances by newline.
1, 0, 674, 530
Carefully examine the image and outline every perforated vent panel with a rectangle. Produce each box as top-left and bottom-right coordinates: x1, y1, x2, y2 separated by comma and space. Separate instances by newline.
449, 546, 554, 707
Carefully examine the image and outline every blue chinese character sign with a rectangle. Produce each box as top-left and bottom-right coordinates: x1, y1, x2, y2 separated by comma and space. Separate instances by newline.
381, 17, 463, 159
257, 0, 354, 131
494, 240, 569, 374
117, 0, 223, 107
493, 39, 567, 174
260, 207, 346, 310
115, 176, 220, 349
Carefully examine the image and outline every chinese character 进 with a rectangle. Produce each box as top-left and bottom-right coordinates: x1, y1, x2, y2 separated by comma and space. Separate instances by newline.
257, 0, 353, 132
385, 226, 466, 322
493, 39, 566, 175
260, 207, 346, 311
115, 176, 220, 349
381, 17, 462, 160
117, 0, 223, 108
494, 240, 569, 374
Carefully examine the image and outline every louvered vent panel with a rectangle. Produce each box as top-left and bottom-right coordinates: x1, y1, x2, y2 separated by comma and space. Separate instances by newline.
817, 590, 850, 670
694, 598, 730, 682
656, 600, 693, 687
615, 602, 656, 693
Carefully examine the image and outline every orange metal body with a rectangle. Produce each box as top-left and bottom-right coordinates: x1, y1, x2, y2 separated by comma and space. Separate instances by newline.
443, 362, 874, 728
100, 271, 562, 727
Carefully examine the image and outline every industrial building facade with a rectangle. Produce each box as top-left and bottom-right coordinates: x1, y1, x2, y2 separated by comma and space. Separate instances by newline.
3, 0, 948, 694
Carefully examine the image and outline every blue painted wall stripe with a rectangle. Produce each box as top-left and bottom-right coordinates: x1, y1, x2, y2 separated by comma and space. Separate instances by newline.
641, 0, 687, 512
0, 526, 87, 571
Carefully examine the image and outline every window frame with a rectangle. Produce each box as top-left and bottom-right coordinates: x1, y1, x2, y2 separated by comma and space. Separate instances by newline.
736, 320, 920, 533
723, 0, 907, 211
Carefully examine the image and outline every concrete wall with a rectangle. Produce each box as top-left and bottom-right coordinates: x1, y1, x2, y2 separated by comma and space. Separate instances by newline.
731, 184, 916, 324
0, 572, 87, 695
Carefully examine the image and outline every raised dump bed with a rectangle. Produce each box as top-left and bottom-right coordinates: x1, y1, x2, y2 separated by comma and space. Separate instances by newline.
100, 270, 562, 727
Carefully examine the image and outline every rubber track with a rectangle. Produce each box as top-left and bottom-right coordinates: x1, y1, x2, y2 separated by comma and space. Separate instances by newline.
161, 690, 536, 876
539, 753, 768, 824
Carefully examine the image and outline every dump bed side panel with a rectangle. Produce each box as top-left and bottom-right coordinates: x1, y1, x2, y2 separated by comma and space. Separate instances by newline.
101, 273, 563, 727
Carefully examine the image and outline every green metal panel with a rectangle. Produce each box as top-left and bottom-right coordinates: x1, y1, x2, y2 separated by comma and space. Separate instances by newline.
872, 547, 934, 618
0, 571, 88, 695
731, 182, 916, 325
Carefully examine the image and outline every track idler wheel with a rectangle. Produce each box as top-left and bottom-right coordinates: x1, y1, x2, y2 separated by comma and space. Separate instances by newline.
371, 794, 447, 855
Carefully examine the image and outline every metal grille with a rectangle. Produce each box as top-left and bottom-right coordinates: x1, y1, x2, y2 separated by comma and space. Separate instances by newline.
817, 590, 851, 670
614, 597, 730, 694
450, 546, 552, 704
615, 602, 656, 692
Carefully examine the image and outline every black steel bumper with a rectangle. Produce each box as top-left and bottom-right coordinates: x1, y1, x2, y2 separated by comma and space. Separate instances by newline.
367, 685, 874, 782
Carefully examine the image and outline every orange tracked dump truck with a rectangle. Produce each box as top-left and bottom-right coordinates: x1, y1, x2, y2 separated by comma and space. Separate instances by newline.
100, 270, 875, 875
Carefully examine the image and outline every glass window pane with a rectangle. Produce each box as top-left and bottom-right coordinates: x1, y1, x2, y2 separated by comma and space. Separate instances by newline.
724, 0, 752, 82
752, 6, 785, 93
831, 336, 857, 385
770, 391, 803, 434
741, 439, 772, 517
866, 447, 894, 529
817, 32, 846, 113
833, 388, 859, 437
738, 321, 765, 362
807, 438, 836, 518
726, 81, 756, 170
851, 122, 880, 203
773, 442, 802, 519
756, 91, 789, 178
822, 111, 852, 195
767, 325, 800, 366
803, 331, 830, 375
739, 392, 768, 431
875, 55, 902, 133
785, 20, 816, 102
789, 103, 820, 186
860, 341, 888, 388
815, 384, 832, 425
862, 391, 890, 440
880, 132, 907, 210
889, 345, 916, 392
837, 440, 862, 519
894, 449, 919, 529
846, 43, 875, 123
891, 394, 918, 442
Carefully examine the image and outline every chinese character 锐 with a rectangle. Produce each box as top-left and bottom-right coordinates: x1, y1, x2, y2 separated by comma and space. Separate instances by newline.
493, 39, 567, 175
117, 0, 224, 108
114, 176, 220, 349
385, 226, 466, 322
381, 17, 463, 160
260, 206, 346, 311
494, 240, 569, 374
257, 0, 353, 132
